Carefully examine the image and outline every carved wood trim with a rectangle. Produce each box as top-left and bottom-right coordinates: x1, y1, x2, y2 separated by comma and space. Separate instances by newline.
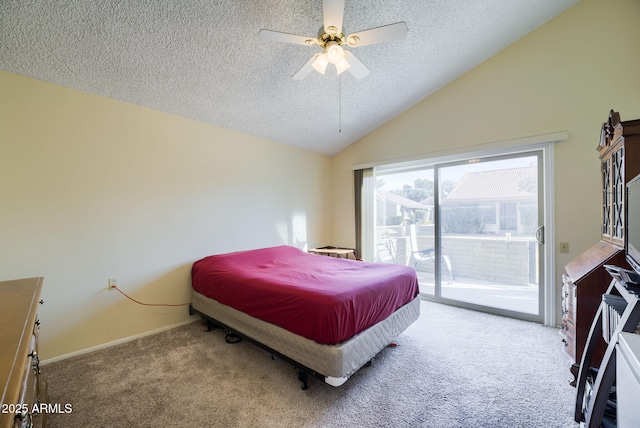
599, 109, 621, 149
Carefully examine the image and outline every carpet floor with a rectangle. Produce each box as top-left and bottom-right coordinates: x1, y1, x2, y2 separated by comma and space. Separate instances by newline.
42, 300, 579, 427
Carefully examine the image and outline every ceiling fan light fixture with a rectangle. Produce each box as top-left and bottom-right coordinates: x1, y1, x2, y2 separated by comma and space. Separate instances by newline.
259, 1, 408, 81
325, 41, 345, 65
312, 53, 329, 74
335, 57, 351, 75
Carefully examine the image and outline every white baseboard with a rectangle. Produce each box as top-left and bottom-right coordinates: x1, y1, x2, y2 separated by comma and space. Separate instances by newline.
41, 317, 199, 366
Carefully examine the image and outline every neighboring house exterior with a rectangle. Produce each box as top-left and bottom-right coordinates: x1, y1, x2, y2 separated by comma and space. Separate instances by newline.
441, 166, 537, 235
376, 191, 433, 226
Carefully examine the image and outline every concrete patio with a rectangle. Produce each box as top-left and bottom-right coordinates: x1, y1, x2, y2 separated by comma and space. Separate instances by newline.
416, 272, 539, 315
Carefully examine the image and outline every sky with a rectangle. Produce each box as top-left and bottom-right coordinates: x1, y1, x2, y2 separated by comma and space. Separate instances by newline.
377, 155, 537, 193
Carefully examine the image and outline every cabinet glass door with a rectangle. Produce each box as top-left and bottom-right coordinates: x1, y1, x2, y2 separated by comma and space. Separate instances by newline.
612, 147, 625, 243
602, 158, 611, 237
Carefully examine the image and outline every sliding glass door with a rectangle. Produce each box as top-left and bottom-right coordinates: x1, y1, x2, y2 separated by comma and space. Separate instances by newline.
374, 150, 545, 322
437, 153, 543, 318
375, 167, 436, 296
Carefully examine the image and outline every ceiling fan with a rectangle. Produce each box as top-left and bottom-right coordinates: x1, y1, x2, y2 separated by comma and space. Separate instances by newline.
259, 0, 408, 80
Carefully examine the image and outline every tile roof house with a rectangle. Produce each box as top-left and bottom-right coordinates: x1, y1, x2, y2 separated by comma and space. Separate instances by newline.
442, 166, 537, 235
377, 191, 433, 225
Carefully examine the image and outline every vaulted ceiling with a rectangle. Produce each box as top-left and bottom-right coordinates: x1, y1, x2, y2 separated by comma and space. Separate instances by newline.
0, 0, 579, 155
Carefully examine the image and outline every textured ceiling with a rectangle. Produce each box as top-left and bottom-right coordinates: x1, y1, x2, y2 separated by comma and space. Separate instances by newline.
0, 0, 579, 156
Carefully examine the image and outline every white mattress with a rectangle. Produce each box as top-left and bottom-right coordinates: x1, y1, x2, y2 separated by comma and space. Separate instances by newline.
191, 290, 420, 384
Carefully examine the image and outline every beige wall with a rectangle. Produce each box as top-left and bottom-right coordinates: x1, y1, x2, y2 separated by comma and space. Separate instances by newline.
0, 71, 332, 360
330, 0, 640, 322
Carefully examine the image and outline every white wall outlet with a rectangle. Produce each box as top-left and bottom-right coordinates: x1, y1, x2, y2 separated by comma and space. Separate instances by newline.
108, 277, 118, 291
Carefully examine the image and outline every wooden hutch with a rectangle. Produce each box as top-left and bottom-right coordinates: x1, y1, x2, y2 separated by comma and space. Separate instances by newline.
560, 110, 640, 383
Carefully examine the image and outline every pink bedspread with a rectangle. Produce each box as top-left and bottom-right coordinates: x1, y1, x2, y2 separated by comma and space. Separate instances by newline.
191, 246, 419, 345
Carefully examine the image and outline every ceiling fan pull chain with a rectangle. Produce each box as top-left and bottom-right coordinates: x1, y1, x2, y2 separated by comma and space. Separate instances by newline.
338, 74, 342, 133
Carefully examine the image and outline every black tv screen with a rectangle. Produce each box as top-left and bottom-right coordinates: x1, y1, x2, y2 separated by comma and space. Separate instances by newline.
626, 174, 640, 273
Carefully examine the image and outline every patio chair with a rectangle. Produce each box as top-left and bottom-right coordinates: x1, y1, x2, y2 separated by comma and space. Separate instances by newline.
376, 235, 396, 263
408, 224, 454, 283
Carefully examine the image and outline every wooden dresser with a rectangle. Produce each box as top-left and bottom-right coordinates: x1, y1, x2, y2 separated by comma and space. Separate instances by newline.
0, 278, 48, 428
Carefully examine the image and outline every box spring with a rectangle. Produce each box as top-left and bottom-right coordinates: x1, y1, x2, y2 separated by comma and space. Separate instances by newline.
191, 290, 420, 386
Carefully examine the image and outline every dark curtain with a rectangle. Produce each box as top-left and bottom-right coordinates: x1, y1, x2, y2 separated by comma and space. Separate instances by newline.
353, 168, 373, 259
353, 169, 364, 259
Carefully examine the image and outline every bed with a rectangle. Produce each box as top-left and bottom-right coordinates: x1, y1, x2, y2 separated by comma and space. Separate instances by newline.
189, 245, 420, 388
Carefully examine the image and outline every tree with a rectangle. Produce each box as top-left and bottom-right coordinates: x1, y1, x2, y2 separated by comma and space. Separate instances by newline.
440, 180, 456, 198
393, 178, 434, 202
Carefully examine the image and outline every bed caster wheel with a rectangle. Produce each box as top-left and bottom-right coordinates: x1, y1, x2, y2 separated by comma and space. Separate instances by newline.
298, 369, 310, 390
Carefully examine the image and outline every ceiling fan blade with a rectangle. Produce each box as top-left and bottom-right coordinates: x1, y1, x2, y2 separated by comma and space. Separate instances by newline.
343, 51, 369, 79
323, 0, 345, 35
259, 29, 316, 46
292, 55, 317, 80
346, 22, 408, 48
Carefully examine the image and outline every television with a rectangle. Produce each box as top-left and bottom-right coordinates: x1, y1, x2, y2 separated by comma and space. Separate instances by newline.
626, 173, 640, 274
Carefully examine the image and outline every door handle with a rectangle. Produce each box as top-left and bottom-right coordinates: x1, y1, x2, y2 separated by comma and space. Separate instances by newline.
535, 226, 545, 244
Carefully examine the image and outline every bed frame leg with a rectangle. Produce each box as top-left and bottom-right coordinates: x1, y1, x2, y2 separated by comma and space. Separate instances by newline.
298, 369, 310, 390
